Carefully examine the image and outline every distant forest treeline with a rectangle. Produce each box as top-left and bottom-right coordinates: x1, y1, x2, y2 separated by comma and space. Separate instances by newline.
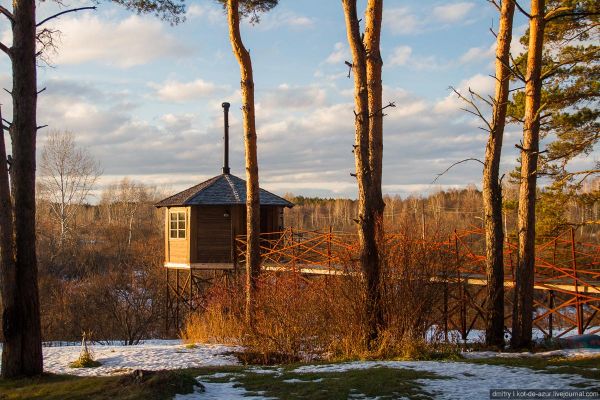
282, 179, 599, 242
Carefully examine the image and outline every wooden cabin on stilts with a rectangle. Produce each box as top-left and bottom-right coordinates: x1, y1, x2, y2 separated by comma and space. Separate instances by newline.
156, 102, 293, 334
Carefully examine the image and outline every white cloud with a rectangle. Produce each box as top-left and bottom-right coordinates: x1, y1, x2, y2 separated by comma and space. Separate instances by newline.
384, 7, 422, 35
47, 15, 189, 68
389, 46, 413, 66
325, 42, 349, 65
1, 29, 10, 46
387, 47, 447, 71
459, 43, 495, 64
434, 73, 495, 114
186, 4, 224, 23
432, 2, 475, 23
149, 79, 219, 102
161, 113, 196, 132
261, 84, 327, 110
247, 10, 315, 30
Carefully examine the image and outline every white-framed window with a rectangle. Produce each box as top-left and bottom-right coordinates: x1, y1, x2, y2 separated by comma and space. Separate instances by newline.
169, 211, 186, 239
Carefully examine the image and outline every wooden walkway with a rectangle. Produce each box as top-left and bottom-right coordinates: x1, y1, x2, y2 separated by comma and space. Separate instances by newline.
233, 227, 600, 339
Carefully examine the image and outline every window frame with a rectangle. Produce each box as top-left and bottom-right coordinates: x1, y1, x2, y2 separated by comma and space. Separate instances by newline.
169, 210, 186, 240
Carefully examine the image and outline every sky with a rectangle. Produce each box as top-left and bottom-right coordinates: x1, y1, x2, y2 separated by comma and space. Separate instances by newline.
0, 0, 596, 200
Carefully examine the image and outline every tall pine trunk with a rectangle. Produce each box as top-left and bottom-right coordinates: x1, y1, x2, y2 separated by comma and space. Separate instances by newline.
483, 0, 515, 349
227, 0, 260, 326
342, 0, 385, 344
364, 0, 385, 339
0, 106, 21, 378
4, 0, 43, 376
512, 0, 545, 349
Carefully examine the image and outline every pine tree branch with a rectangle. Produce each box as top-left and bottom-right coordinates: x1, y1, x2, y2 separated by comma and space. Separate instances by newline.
545, 10, 600, 23
545, 133, 599, 162
432, 158, 484, 184
544, 6, 572, 21
515, 144, 548, 156
507, 52, 526, 83
0, 5, 13, 23
514, 1, 532, 19
541, 48, 600, 80
450, 86, 494, 133
369, 102, 395, 118
0, 42, 10, 58
37, 6, 96, 27
487, 0, 501, 12
560, 23, 599, 46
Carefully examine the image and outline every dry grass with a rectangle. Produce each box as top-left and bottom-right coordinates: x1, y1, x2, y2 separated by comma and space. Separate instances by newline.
182, 229, 457, 362
69, 332, 101, 368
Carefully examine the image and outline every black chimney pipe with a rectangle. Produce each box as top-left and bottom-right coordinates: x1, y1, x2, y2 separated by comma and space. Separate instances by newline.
222, 102, 231, 174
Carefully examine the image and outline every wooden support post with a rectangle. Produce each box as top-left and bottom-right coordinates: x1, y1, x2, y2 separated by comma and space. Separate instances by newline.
189, 269, 193, 311
175, 269, 180, 330
327, 225, 332, 269
455, 230, 467, 342
548, 290, 554, 338
291, 227, 296, 271
443, 277, 449, 343
570, 227, 583, 334
233, 229, 238, 275
165, 267, 170, 336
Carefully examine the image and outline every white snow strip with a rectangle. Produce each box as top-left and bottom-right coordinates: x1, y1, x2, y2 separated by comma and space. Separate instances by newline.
463, 348, 600, 359
292, 361, 598, 400
0, 341, 241, 377
174, 381, 273, 400
282, 378, 324, 383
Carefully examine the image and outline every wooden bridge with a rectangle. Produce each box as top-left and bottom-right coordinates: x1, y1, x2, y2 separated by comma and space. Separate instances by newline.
166, 227, 600, 340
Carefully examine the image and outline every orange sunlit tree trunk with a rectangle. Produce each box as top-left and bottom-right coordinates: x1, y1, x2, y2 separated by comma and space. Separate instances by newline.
224, 0, 277, 326
342, 0, 387, 345
483, 0, 515, 349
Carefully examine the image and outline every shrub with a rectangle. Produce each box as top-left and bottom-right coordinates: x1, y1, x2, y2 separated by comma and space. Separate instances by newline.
182, 228, 456, 362
69, 332, 101, 368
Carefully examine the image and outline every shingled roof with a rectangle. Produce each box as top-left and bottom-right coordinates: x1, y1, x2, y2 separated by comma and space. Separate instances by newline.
155, 173, 294, 208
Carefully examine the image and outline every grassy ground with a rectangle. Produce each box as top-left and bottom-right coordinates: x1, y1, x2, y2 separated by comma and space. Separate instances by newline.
0, 365, 442, 400
1, 357, 598, 400
0, 370, 198, 400
464, 356, 600, 387
193, 365, 444, 400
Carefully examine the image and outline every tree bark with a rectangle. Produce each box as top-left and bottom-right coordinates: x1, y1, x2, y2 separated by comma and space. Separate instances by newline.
512, 0, 545, 349
0, 105, 21, 378
3, 0, 43, 377
365, 0, 385, 227
227, 0, 261, 327
483, 0, 515, 349
342, 0, 384, 344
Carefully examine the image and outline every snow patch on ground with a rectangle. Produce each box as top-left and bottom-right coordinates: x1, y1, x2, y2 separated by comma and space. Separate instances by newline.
464, 348, 600, 359
174, 381, 271, 400
28, 341, 240, 376
176, 372, 274, 400
4, 339, 597, 399
293, 361, 597, 400
178, 357, 599, 400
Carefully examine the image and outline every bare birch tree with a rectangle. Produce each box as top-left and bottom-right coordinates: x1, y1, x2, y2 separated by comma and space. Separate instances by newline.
38, 131, 101, 247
